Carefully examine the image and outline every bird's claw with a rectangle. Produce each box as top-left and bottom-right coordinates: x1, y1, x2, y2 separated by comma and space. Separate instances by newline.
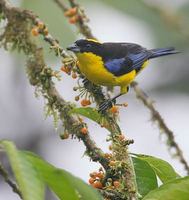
82, 78, 89, 86
98, 99, 116, 113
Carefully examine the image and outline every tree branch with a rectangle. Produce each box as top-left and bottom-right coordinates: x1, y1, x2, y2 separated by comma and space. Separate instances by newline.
53, 0, 68, 12
131, 82, 189, 174
67, 0, 96, 39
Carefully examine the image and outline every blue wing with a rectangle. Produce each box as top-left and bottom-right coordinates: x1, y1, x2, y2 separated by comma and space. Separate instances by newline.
105, 52, 149, 76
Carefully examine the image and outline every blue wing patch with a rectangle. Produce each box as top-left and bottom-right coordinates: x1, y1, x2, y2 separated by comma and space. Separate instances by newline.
105, 52, 149, 76
105, 58, 126, 73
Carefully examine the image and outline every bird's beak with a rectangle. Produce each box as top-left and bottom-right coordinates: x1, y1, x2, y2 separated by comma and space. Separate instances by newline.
67, 43, 80, 53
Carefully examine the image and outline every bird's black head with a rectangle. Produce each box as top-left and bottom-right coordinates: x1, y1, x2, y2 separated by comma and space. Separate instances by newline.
67, 39, 102, 54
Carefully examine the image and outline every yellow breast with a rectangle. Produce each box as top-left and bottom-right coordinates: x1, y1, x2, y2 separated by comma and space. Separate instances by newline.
77, 52, 116, 86
76, 52, 147, 87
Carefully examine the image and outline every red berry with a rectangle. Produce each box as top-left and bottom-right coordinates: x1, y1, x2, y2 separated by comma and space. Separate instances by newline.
31, 27, 39, 36
69, 15, 79, 24
37, 21, 44, 29
80, 127, 88, 135
64, 7, 77, 17
96, 172, 104, 179
43, 28, 49, 36
92, 181, 103, 189
109, 106, 119, 113
89, 178, 95, 184
72, 72, 77, 79
109, 160, 116, 166
113, 181, 120, 188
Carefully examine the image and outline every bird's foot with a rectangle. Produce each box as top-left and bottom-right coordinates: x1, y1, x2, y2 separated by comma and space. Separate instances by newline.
82, 78, 90, 86
98, 99, 116, 113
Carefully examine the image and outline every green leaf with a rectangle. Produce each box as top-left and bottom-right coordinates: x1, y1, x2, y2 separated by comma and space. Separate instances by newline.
0, 140, 45, 200
132, 157, 158, 197
23, 151, 103, 200
143, 176, 189, 200
71, 107, 101, 123
134, 154, 180, 183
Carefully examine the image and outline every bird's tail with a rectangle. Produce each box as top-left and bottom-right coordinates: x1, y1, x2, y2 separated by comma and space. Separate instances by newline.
149, 47, 180, 59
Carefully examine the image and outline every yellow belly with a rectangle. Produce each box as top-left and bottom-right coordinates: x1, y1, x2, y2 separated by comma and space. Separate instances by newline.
76, 52, 148, 90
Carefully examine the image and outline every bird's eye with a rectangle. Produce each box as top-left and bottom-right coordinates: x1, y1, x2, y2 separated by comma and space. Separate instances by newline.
86, 44, 91, 48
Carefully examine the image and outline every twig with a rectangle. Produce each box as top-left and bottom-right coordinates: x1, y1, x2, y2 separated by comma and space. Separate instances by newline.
53, 0, 68, 12
67, 0, 96, 39
131, 81, 189, 174
0, 163, 22, 199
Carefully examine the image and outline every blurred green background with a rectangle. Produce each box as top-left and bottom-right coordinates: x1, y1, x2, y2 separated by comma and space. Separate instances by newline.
1, 0, 189, 199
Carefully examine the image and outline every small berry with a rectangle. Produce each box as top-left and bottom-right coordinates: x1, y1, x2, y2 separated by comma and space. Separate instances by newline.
118, 134, 125, 141
69, 15, 79, 24
37, 21, 44, 29
113, 181, 120, 188
109, 106, 119, 114
96, 172, 104, 179
86, 99, 91, 105
104, 153, 112, 159
81, 99, 89, 107
31, 27, 39, 36
73, 87, 78, 91
80, 127, 88, 135
123, 102, 128, 107
43, 28, 49, 36
109, 160, 116, 166
92, 181, 103, 189
72, 72, 77, 79
90, 172, 98, 178
81, 99, 87, 106
89, 177, 95, 184
60, 66, 70, 74
64, 7, 77, 17
75, 96, 80, 101
60, 132, 69, 140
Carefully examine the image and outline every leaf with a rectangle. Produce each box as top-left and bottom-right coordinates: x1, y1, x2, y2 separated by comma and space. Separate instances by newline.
134, 154, 180, 183
132, 157, 158, 197
23, 151, 103, 200
0, 140, 45, 200
143, 176, 189, 200
71, 107, 101, 123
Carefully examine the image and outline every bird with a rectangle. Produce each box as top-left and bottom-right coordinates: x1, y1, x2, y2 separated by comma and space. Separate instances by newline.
67, 39, 179, 112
